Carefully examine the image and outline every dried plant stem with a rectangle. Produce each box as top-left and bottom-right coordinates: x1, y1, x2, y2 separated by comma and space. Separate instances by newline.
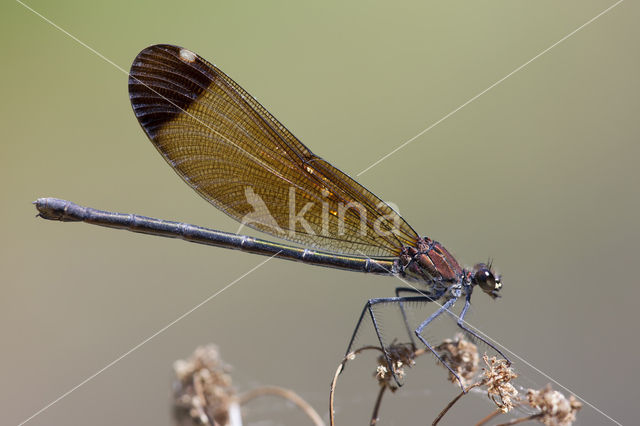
326, 335, 581, 426
370, 385, 387, 425
475, 408, 503, 425
432, 383, 481, 425
330, 346, 384, 426
238, 386, 324, 426
329, 361, 343, 426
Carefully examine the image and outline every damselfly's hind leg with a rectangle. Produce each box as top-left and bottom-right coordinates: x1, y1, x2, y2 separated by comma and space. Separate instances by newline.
344, 295, 433, 387
456, 294, 511, 365
394, 287, 433, 349
414, 297, 469, 390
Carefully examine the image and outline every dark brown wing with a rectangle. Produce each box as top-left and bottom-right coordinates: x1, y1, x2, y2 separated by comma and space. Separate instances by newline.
128, 44, 418, 257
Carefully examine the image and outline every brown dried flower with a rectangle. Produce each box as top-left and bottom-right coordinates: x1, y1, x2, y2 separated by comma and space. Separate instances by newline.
481, 354, 519, 413
375, 343, 416, 391
173, 344, 236, 425
526, 385, 582, 426
434, 333, 480, 388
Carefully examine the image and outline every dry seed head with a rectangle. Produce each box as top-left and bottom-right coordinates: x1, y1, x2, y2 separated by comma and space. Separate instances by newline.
526, 385, 582, 426
481, 354, 519, 413
375, 365, 390, 381
375, 343, 416, 390
173, 344, 236, 425
434, 333, 479, 387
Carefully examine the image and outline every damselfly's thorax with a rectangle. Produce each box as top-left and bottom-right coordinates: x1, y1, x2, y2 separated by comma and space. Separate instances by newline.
397, 237, 463, 283
397, 237, 502, 299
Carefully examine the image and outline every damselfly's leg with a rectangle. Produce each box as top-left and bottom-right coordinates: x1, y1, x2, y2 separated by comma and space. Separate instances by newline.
394, 287, 434, 349
456, 294, 511, 364
344, 295, 433, 386
414, 298, 467, 390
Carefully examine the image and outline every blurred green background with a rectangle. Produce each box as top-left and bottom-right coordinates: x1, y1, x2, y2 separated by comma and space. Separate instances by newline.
2, 0, 638, 424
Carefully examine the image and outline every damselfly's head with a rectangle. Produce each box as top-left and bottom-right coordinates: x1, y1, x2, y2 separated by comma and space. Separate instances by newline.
471, 262, 502, 299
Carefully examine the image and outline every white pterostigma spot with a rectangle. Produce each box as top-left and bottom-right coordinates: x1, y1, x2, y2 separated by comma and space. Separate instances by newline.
179, 48, 197, 63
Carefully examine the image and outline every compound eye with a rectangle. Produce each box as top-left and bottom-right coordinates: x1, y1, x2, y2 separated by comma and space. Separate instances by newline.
475, 268, 497, 292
